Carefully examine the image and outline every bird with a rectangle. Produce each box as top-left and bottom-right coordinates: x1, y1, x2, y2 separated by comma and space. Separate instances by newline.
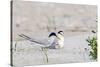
56, 31, 64, 48
18, 31, 64, 49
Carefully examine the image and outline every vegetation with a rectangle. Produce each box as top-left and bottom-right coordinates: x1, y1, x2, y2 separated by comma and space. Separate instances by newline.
86, 36, 97, 60
41, 47, 49, 63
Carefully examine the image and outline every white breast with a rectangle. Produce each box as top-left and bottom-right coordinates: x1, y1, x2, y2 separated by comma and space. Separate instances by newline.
57, 34, 64, 48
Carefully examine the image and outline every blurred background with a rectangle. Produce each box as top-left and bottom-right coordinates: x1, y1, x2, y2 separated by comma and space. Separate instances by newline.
12, 1, 97, 41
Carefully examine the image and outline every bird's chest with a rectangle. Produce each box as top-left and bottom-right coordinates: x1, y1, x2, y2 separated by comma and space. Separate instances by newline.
57, 38, 64, 48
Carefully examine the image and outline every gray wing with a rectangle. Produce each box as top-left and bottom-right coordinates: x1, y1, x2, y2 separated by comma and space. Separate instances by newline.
46, 41, 57, 49
18, 34, 50, 47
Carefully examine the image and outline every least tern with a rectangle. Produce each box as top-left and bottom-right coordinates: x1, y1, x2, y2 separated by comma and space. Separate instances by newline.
19, 31, 64, 49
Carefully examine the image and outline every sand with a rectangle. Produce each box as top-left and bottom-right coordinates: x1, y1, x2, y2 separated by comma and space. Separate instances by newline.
12, 33, 96, 66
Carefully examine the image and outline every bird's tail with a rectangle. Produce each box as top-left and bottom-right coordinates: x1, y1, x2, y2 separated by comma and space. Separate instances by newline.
18, 34, 46, 47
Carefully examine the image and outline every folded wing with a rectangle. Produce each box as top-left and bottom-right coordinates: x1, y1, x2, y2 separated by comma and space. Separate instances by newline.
18, 34, 50, 47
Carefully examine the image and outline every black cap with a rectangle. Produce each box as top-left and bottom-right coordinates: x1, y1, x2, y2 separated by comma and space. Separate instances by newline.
49, 32, 57, 37
58, 31, 63, 34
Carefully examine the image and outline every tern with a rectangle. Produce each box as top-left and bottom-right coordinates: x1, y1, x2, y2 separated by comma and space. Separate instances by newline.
19, 31, 64, 49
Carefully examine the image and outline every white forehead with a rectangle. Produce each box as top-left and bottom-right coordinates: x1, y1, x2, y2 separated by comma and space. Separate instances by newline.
59, 31, 64, 35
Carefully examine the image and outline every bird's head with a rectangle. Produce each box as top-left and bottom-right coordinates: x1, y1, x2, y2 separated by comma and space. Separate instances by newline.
57, 31, 64, 40
48, 32, 57, 37
58, 31, 64, 36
